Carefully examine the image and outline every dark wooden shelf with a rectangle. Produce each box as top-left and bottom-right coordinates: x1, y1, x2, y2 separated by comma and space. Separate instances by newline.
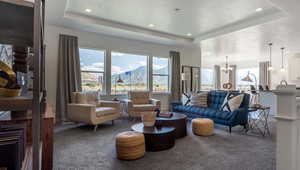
0, 0, 34, 47
0, 96, 32, 111
0, 0, 34, 8
0, 0, 47, 169
0, 105, 55, 170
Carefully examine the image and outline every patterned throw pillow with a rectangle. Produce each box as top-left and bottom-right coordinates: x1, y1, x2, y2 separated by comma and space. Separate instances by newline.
221, 93, 244, 112
188, 92, 208, 107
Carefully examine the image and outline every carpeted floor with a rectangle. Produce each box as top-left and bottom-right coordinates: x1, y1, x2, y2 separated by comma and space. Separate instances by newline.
54, 118, 276, 170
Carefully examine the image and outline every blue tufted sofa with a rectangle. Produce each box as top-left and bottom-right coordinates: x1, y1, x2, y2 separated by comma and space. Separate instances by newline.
171, 91, 250, 133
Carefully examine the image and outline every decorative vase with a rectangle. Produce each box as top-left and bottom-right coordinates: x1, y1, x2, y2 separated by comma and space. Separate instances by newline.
141, 112, 156, 127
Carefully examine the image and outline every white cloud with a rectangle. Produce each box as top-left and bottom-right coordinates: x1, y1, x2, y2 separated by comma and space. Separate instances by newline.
153, 64, 165, 70
128, 65, 135, 70
92, 62, 104, 68
112, 66, 124, 74
112, 52, 125, 56
81, 62, 104, 71
138, 61, 147, 66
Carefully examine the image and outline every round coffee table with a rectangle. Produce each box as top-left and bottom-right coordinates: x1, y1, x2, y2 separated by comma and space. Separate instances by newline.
155, 112, 187, 138
131, 123, 175, 152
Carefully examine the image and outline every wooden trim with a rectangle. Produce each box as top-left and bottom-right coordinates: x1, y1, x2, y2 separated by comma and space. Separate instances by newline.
0, 0, 34, 8
32, 0, 42, 168
274, 115, 299, 121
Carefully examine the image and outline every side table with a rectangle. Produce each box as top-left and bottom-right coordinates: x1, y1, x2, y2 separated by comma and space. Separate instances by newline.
118, 99, 128, 116
248, 106, 271, 137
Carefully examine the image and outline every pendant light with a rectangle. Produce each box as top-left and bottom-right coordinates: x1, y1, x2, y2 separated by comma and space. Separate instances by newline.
280, 47, 285, 72
268, 43, 273, 71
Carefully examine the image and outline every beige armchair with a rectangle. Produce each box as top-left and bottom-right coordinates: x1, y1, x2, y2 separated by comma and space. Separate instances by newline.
67, 91, 121, 131
124, 91, 161, 118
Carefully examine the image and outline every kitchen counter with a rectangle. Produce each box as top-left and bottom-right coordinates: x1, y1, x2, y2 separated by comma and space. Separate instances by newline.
258, 91, 277, 115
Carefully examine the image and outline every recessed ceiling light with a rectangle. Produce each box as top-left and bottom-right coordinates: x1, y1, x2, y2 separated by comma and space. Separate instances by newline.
148, 24, 155, 28
85, 8, 92, 13
187, 33, 192, 36
255, 8, 263, 12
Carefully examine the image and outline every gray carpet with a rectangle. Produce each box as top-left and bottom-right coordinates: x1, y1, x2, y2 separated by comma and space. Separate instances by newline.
54, 118, 276, 170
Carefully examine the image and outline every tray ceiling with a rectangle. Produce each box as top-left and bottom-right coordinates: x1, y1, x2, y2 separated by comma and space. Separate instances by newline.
46, 0, 287, 45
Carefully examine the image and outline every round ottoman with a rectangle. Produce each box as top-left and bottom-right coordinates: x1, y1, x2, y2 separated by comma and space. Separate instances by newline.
116, 131, 145, 160
192, 118, 214, 136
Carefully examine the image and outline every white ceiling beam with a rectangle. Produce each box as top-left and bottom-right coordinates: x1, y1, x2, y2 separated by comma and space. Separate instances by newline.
194, 8, 286, 43
64, 11, 194, 44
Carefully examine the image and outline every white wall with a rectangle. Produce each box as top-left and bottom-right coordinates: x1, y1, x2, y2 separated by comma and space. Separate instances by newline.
45, 25, 201, 111
202, 55, 300, 89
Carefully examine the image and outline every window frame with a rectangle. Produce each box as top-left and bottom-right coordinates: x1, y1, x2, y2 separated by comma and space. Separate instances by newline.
79, 47, 106, 93
200, 67, 215, 90
78, 47, 173, 96
152, 56, 170, 94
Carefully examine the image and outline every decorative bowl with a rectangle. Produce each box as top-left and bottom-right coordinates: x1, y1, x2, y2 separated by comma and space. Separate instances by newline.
141, 112, 156, 127
0, 88, 21, 97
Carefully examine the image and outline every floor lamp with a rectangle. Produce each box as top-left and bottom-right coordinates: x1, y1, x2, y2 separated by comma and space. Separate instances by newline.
241, 71, 258, 105
181, 73, 190, 105
115, 75, 124, 95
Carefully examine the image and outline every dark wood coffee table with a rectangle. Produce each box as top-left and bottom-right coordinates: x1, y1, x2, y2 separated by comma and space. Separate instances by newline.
155, 112, 187, 138
131, 123, 175, 152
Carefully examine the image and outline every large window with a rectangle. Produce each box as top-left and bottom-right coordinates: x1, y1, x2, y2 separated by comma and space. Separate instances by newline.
236, 67, 259, 90
79, 49, 173, 95
79, 48, 105, 92
152, 57, 170, 93
201, 68, 214, 90
111, 52, 148, 94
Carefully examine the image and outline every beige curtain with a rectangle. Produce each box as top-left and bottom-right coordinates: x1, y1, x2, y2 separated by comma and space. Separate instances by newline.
214, 65, 221, 90
170, 51, 181, 101
56, 34, 82, 122
259, 61, 271, 87
229, 65, 237, 89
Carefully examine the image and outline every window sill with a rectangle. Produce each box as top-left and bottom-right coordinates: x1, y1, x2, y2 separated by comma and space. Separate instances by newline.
152, 92, 171, 96
99, 92, 170, 98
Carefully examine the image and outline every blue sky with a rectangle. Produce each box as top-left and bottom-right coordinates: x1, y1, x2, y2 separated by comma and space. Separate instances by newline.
79, 48, 168, 75
111, 52, 147, 74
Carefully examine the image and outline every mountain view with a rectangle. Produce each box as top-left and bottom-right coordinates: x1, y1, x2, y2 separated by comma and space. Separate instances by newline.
79, 48, 169, 93
111, 66, 168, 84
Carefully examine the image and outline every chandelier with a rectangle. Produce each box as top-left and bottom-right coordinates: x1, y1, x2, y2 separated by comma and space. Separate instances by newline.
221, 56, 233, 73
